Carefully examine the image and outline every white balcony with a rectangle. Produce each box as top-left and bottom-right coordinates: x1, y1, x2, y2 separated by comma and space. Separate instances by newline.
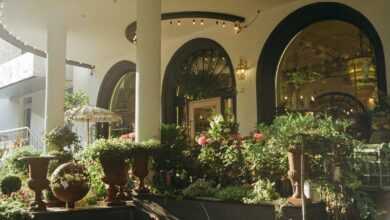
0, 52, 45, 98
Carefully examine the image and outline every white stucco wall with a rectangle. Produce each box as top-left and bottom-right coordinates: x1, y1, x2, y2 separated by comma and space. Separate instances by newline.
72, 0, 389, 136
0, 97, 22, 130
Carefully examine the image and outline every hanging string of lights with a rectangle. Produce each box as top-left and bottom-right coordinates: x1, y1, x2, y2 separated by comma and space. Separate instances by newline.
166, 10, 261, 34
127, 10, 261, 44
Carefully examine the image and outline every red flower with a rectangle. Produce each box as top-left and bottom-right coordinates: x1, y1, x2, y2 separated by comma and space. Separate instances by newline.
197, 135, 208, 146
253, 132, 265, 142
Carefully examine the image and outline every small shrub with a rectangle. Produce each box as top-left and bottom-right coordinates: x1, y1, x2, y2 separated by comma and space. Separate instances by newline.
44, 125, 80, 152
0, 198, 29, 220
0, 176, 22, 195
2, 146, 40, 176
243, 179, 280, 204
182, 179, 216, 198
214, 186, 250, 202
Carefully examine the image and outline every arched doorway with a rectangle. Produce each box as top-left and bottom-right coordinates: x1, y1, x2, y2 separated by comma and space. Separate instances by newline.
163, 38, 236, 137
257, 2, 387, 123
97, 60, 136, 138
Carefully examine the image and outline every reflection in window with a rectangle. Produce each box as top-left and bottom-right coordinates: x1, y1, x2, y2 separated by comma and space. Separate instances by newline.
277, 21, 378, 116
110, 72, 136, 137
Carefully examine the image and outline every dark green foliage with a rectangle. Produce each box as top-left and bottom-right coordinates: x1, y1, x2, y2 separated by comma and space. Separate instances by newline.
64, 91, 89, 112
182, 179, 217, 198
152, 124, 193, 194
44, 125, 80, 152
0, 176, 22, 195
2, 146, 39, 176
214, 186, 250, 202
0, 199, 29, 220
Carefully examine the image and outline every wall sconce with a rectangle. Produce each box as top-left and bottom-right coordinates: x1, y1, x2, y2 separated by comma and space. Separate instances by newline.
236, 58, 248, 80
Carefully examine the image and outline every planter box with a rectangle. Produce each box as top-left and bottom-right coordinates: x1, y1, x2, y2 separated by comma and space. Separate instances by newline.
31, 206, 135, 220
134, 195, 275, 220
280, 202, 327, 220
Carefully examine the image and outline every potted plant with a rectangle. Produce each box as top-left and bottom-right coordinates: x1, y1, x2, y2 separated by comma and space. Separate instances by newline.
126, 139, 160, 194
44, 125, 80, 152
83, 138, 131, 206
45, 150, 73, 207
266, 113, 349, 206
50, 162, 90, 209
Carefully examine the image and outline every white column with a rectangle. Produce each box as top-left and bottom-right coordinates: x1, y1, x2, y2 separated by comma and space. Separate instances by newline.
44, 7, 66, 149
135, 0, 162, 142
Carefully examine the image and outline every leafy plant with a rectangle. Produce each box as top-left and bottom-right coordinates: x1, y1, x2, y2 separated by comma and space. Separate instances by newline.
182, 179, 217, 199
44, 125, 80, 152
2, 146, 39, 176
50, 162, 90, 192
0, 198, 29, 220
64, 91, 89, 112
197, 114, 249, 186
152, 124, 192, 194
285, 70, 322, 89
214, 185, 250, 202
0, 176, 22, 196
243, 179, 280, 204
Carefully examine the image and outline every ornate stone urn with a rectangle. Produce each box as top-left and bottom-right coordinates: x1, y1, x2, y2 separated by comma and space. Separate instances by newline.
287, 150, 310, 206
51, 162, 90, 209
20, 156, 55, 211
132, 151, 149, 194
100, 157, 130, 206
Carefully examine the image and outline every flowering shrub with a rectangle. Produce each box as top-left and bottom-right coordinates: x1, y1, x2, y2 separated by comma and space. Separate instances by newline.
197, 115, 250, 186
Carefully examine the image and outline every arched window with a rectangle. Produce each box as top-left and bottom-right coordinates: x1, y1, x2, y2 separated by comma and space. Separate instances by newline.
276, 21, 378, 117
256, 2, 386, 123
109, 72, 136, 137
163, 38, 236, 137
96, 60, 136, 138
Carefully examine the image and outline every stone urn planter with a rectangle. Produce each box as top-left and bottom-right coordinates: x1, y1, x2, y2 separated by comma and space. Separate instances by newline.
132, 150, 149, 194
287, 150, 310, 207
50, 162, 90, 209
101, 157, 130, 206
20, 156, 55, 211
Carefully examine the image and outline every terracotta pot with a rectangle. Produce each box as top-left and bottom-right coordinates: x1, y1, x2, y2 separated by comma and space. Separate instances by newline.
100, 157, 130, 206
51, 162, 90, 209
133, 151, 149, 194
287, 150, 310, 206
20, 156, 54, 211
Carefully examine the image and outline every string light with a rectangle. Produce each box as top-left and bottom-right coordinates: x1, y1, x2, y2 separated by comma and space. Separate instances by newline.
200, 19, 204, 26
192, 19, 196, 25
177, 20, 181, 26
222, 22, 226, 28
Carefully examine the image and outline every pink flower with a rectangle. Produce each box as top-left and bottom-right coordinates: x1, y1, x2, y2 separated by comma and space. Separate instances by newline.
253, 132, 265, 142
197, 135, 208, 146
120, 132, 135, 141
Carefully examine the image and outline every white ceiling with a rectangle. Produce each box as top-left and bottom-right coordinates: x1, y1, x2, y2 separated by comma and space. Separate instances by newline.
2, 0, 294, 66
